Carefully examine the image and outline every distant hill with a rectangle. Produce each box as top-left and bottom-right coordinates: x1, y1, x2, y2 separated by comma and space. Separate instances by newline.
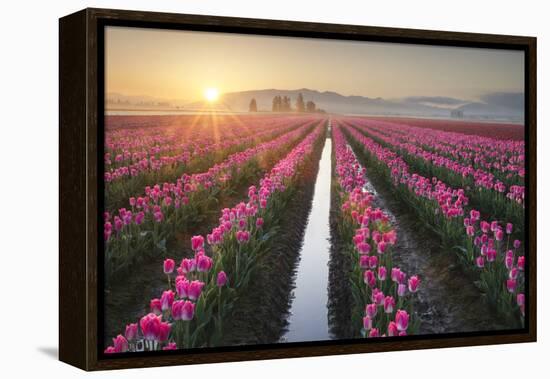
219, 88, 524, 121
106, 89, 524, 121
219, 88, 450, 117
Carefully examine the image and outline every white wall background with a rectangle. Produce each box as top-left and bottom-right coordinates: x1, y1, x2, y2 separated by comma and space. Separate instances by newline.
0, 0, 546, 376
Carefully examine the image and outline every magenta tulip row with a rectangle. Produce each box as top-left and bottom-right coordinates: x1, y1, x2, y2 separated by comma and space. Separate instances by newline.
344, 119, 525, 206
104, 120, 318, 243
344, 117, 524, 181
103, 123, 326, 353
339, 120, 525, 322
332, 124, 419, 337
105, 115, 308, 156
104, 117, 310, 183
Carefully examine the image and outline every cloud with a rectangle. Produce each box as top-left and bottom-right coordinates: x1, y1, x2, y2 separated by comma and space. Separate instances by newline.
480, 92, 524, 110
403, 96, 467, 106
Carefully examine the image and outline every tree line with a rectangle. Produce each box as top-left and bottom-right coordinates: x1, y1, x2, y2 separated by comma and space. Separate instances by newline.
248, 92, 325, 113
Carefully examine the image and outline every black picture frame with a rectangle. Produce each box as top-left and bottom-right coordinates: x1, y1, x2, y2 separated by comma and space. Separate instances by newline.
59, 7, 537, 371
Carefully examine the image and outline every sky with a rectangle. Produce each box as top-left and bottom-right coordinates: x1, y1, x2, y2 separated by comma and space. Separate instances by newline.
105, 26, 525, 103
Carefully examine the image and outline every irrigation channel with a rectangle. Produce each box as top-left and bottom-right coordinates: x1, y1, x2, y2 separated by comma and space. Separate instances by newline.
282, 134, 333, 343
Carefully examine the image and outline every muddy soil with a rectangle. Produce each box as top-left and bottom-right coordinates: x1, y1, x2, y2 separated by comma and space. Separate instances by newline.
345, 143, 509, 334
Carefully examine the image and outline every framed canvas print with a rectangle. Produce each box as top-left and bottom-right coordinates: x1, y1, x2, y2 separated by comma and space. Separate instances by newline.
59, 8, 537, 371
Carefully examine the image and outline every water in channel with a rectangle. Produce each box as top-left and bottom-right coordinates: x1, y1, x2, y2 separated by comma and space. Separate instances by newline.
282, 137, 333, 343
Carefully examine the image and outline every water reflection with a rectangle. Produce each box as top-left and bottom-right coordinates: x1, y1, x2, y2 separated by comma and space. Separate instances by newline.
282, 138, 332, 343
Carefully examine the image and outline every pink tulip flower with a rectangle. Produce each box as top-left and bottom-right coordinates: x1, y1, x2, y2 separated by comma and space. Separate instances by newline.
217, 271, 228, 287
506, 279, 517, 293
373, 289, 385, 305
387, 321, 398, 337
397, 283, 407, 297
475, 256, 485, 268
160, 290, 175, 312
408, 275, 420, 293
359, 255, 369, 269
163, 342, 177, 350
150, 298, 162, 315
104, 346, 116, 354
187, 280, 205, 301
383, 230, 397, 245
191, 235, 204, 251
368, 255, 378, 269
395, 310, 409, 331
180, 258, 196, 274
256, 218, 264, 228
357, 242, 371, 254
509, 267, 519, 280
124, 323, 138, 341
363, 316, 372, 330
517, 256, 525, 271
112, 334, 129, 353
368, 328, 380, 338
513, 240, 521, 249
506, 223, 513, 234
157, 322, 171, 341
366, 303, 377, 318
140, 313, 162, 341
517, 293, 525, 306
486, 249, 497, 262
175, 279, 189, 299
505, 255, 514, 270
236, 230, 250, 244
181, 301, 195, 321
171, 300, 185, 320
384, 296, 396, 314
364, 270, 376, 287
163, 259, 175, 274
196, 255, 213, 273
378, 266, 387, 281
391, 267, 401, 282
377, 241, 387, 254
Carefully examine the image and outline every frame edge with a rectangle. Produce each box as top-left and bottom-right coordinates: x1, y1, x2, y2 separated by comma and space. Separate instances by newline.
59, 9, 89, 371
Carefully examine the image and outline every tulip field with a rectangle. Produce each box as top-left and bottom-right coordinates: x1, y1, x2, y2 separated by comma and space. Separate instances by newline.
102, 114, 526, 354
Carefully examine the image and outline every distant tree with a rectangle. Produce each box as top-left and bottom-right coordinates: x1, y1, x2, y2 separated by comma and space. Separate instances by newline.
272, 96, 282, 112
282, 96, 291, 112
306, 100, 316, 113
249, 98, 258, 112
295, 93, 305, 112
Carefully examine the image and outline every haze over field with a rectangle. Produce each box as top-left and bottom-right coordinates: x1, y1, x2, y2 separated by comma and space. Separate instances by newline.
105, 26, 525, 122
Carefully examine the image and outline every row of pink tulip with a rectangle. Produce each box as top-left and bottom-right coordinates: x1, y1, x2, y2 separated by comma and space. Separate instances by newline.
332, 124, 419, 337
343, 117, 524, 182
104, 121, 319, 276
343, 119, 525, 206
104, 122, 326, 352
104, 120, 317, 241
104, 237, 229, 353
105, 117, 309, 182
205, 124, 326, 285
105, 115, 307, 157
339, 120, 525, 324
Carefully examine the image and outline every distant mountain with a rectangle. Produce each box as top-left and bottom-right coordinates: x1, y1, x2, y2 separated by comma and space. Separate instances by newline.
106, 89, 524, 121
220, 88, 523, 121
219, 88, 451, 117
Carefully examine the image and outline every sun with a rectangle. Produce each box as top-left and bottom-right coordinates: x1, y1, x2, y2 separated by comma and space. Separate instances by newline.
204, 87, 219, 102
